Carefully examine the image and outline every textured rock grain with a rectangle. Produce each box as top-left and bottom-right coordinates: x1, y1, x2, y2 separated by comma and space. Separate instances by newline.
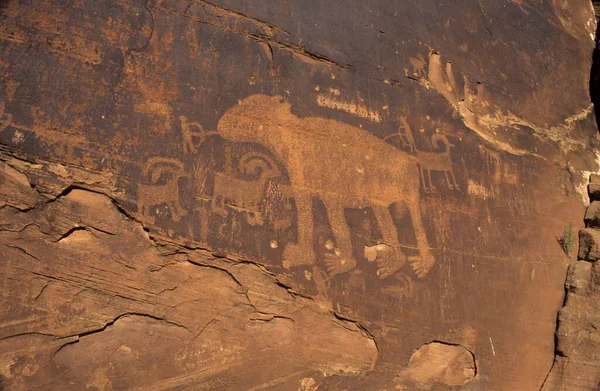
0, 0, 598, 389
542, 175, 600, 391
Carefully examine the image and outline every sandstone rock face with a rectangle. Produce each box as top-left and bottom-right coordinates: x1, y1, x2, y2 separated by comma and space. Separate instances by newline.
542, 175, 600, 391
394, 342, 476, 390
578, 228, 600, 261
0, 1, 598, 390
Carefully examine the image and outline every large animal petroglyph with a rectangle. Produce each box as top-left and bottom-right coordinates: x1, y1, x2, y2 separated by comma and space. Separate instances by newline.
216, 94, 437, 278
134, 95, 462, 279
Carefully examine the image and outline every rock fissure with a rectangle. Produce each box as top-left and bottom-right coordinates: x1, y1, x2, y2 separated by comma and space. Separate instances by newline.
51, 312, 195, 360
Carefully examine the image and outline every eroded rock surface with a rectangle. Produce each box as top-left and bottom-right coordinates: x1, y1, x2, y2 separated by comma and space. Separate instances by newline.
0, 160, 378, 389
394, 341, 476, 390
0, 0, 598, 390
542, 175, 600, 391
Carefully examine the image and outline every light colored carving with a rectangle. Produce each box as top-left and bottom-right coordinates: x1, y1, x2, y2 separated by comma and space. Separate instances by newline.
467, 179, 493, 199
316, 93, 382, 123
385, 116, 460, 192
408, 54, 426, 79
384, 116, 416, 152
417, 133, 460, 193
210, 151, 285, 227
179, 115, 205, 154
425, 53, 551, 157
477, 144, 518, 191
217, 94, 436, 279
137, 158, 186, 223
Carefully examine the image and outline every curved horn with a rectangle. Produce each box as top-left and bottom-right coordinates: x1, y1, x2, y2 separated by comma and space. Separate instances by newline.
238, 152, 279, 179
144, 158, 184, 184
431, 133, 454, 151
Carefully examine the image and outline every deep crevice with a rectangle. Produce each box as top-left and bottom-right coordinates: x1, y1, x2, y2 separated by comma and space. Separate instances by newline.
331, 310, 379, 354
52, 312, 193, 358
54, 226, 90, 242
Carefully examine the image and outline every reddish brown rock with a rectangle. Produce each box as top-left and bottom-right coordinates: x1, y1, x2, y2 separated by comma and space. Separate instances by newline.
584, 201, 600, 227
588, 174, 600, 201
0, 0, 598, 389
394, 342, 476, 390
0, 160, 378, 389
578, 228, 600, 261
543, 174, 600, 390
542, 261, 600, 391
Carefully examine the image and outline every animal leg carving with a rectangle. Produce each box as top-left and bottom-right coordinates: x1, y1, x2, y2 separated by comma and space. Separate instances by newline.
322, 196, 356, 276
448, 169, 460, 190
371, 205, 407, 279
427, 169, 436, 192
282, 187, 315, 267
419, 165, 430, 193
404, 201, 435, 278
444, 171, 455, 190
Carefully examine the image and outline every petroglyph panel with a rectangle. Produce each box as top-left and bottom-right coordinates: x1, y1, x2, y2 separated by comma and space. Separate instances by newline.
217, 95, 437, 278
0, 0, 597, 390
131, 95, 471, 303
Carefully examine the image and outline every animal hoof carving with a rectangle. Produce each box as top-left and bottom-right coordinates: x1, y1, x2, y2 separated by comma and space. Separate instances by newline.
376, 245, 406, 279
282, 242, 314, 268
365, 244, 406, 279
323, 252, 357, 276
408, 255, 435, 278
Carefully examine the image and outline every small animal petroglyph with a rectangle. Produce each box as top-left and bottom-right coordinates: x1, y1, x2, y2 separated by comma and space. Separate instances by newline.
137, 158, 187, 222
417, 133, 459, 193
467, 179, 494, 199
209, 149, 292, 228
316, 93, 382, 123
408, 54, 426, 79
385, 116, 460, 193
477, 144, 517, 189
478, 144, 501, 172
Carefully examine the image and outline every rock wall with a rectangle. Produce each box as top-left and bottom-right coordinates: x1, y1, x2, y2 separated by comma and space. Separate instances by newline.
0, 1, 598, 390
542, 175, 600, 390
